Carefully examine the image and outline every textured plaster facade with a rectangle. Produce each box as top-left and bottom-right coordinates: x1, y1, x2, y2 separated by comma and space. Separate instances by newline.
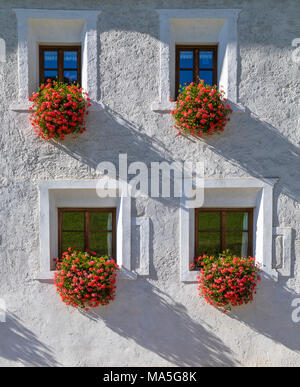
0, 0, 299, 367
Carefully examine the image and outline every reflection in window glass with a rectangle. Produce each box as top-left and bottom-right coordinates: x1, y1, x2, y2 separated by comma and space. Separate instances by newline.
64, 70, 78, 84
44, 70, 58, 82
227, 212, 248, 231
62, 212, 84, 231
198, 232, 221, 256
198, 212, 220, 231
62, 232, 84, 252
59, 209, 115, 258
199, 51, 213, 68
199, 70, 213, 86
40, 46, 81, 85
90, 232, 113, 257
195, 209, 253, 258
180, 51, 193, 68
90, 212, 112, 231
227, 232, 249, 257
179, 70, 193, 87
64, 51, 78, 69
44, 51, 58, 69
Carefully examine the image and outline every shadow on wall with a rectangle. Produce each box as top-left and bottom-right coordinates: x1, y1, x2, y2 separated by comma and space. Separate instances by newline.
201, 108, 300, 203
0, 313, 59, 366
53, 105, 300, 205
81, 281, 237, 367
229, 279, 300, 353
52, 105, 172, 171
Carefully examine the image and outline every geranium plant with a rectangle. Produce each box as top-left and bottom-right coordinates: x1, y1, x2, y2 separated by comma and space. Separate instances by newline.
54, 248, 118, 310
191, 252, 260, 312
171, 80, 232, 137
29, 80, 91, 140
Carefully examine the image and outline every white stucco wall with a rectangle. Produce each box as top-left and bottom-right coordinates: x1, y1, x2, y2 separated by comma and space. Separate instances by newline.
0, 0, 300, 367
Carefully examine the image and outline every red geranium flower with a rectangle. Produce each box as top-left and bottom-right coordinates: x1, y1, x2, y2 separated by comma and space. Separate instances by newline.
171, 80, 232, 137
54, 248, 118, 309
192, 251, 260, 311
29, 80, 90, 140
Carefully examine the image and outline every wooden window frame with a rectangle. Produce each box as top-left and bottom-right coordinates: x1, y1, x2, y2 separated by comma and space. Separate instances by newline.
58, 208, 116, 258
39, 46, 82, 85
195, 208, 254, 257
175, 45, 218, 98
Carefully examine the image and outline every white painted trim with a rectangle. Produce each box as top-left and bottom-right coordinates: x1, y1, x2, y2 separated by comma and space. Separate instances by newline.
180, 178, 279, 282
35, 179, 137, 281
133, 217, 150, 276
273, 227, 292, 277
152, 8, 244, 113
12, 8, 101, 110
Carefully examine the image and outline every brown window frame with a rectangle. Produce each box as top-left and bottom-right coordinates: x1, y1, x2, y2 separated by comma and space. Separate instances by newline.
39, 46, 82, 85
195, 208, 254, 257
175, 45, 218, 98
58, 208, 116, 258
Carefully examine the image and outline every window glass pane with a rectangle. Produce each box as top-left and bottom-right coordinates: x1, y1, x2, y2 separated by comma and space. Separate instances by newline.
63, 70, 78, 84
179, 51, 193, 68
44, 70, 58, 82
62, 212, 84, 231
179, 70, 193, 87
90, 212, 113, 231
199, 51, 213, 68
64, 51, 78, 69
226, 232, 248, 257
199, 70, 213, 86
90, 232, 112, 257
44, 51, 58, 69
198, 232, 221, 256
198, 212, 220, 231
227, 212, 249, 231
62, 232, 84, 252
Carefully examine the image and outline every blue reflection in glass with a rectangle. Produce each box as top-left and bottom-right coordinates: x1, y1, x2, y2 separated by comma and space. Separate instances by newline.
180, 51, 193, 68
180, 70, 193, 87
44, 70, 58, 81
64, 51, 78, 69
64, 70, 78, 84
199, 70, 213, 86
199, 51, 213, 68
44, 51, 58, 69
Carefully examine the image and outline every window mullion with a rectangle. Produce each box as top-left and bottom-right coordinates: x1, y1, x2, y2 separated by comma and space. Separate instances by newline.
58, 48, 63, 83
213, 47, 218, 86
58, 209, 62, 258
85, 211, 90, 252
195, 209, 199, 257
221, 211, 226, 252
194, 48, 199, 83
248, 209, 253, 257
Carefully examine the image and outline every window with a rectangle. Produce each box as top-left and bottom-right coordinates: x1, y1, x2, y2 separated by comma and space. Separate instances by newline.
39, 46, 81, 85
58, 208, 116, 258
175, 46, 218, 97
195, 208, 253, 257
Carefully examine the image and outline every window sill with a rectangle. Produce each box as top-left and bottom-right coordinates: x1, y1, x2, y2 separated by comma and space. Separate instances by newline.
10, 100, 104, 113
151, 100, 246, 114
34, 268, 138, 282
181, 270, 199, 283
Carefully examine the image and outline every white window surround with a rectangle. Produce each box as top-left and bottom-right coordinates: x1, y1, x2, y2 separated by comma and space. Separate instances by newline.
273, 227, 292, 277
180, 178, 280, 282
133, 217, 150, 276
36, 180, 137, 281
152, 8, 245, 113
11, 9, 103, 112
